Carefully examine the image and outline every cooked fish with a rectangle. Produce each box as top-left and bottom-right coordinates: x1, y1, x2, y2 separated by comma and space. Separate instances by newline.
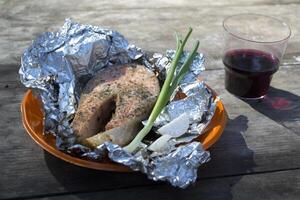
71, 64, 160, 147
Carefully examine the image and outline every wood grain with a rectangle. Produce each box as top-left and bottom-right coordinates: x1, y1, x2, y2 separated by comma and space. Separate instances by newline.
0, 0, 300, 199
25, 170, 300, 200
1, 0, 300, 65
1, 67, 300, 199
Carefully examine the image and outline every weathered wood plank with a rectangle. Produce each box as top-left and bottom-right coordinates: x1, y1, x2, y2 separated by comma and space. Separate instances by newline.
0, 66, 300, 199
1, 0, 300, 199
26, 169, 300, 200
0, 0, 300, 66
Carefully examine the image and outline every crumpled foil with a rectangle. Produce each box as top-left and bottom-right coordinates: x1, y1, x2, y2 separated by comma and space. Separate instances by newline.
19, 19, 216, 188
152, 51, 215, 132
93, 141, 210, 188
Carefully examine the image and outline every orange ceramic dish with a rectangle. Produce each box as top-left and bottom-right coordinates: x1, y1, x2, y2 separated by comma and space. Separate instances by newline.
21, 89, 227, 172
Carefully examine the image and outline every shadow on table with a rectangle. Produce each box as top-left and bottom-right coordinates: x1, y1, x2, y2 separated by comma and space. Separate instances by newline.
191, 115, 256, 199
44, 115, 255, 200
242, 86, 300, 135
44, 152, 155, 192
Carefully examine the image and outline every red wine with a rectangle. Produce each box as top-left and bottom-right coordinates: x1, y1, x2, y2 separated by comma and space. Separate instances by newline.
223, 49, 280, 98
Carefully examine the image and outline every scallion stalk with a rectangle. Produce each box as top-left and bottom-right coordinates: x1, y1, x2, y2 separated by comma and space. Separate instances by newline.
124, 28, 199, 153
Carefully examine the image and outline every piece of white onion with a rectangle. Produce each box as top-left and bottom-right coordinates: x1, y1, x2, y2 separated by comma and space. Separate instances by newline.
148, 134, 172, 152
158, 112, 190, 137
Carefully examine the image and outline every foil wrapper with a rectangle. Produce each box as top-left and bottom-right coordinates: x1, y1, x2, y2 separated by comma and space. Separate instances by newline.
103, 141, 210, 188
154, 81, 215, 134
19, 19, 216, 188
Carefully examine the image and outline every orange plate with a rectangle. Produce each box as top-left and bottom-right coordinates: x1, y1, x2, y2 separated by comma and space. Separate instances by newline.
21, 89, 227, 172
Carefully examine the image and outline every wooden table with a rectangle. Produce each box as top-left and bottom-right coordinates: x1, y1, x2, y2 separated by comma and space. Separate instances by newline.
1, 0, 300, 199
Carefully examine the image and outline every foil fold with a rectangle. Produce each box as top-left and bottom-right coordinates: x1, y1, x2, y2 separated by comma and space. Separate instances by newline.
105, 141, 210, 189
19, 19, 215, 188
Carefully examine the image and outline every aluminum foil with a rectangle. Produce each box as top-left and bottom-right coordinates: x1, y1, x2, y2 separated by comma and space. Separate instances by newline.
103, 141, 210, 188
154, 81, 215, 133
19, 19, 216, 188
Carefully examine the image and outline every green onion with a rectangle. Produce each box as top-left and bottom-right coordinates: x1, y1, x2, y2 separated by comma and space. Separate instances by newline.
124, 28, 199, 153
168, 40, 199, 97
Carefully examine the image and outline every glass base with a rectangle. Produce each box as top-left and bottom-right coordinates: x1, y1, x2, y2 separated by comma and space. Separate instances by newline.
236, 95, 266, 100
226, 89, 266, 100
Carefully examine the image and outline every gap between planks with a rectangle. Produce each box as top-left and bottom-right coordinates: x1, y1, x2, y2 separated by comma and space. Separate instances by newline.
3, 167, 300, 200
